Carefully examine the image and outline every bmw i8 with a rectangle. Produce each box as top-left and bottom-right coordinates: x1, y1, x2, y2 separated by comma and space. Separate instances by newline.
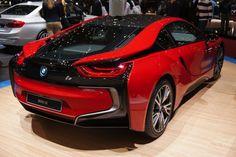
9, 15, 224, 138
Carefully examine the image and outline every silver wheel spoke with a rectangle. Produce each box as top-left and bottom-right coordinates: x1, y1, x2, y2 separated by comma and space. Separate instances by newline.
155, 99, 161, 108
152, 112, 160, 127
158, 112, 165, 131
164, 115, 169, 124
162, 86, 170, 103
163, 102, 172, 116
157, 91, 162, 105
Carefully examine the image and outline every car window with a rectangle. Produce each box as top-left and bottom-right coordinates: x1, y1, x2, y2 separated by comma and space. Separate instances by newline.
1, 5, 38, 15
156, 29, 176, 50
36, 24, 141, 60
166, 21, 203, 46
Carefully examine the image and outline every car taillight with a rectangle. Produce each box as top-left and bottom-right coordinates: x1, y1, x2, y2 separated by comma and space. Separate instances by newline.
6, 20, 25, 28
77, 63, 130, 78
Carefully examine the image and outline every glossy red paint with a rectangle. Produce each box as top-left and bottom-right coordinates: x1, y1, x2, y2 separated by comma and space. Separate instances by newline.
127, 44, 216, 131
10, 16, 223, 133
71, 17, 221, 131
125, 18, 222, 132
14, 72, 113, 119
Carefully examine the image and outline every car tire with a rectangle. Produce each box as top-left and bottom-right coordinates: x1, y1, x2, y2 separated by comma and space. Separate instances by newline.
211, 46, 224, 81
36, 30, 48, 40
145, 79, 174, 138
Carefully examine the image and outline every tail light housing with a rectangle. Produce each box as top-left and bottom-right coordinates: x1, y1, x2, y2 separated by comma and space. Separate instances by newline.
77, 63, 130, 78
6, 20, 25, 28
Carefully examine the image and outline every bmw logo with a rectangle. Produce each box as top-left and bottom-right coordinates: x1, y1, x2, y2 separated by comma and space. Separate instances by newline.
40, 66, 48, 77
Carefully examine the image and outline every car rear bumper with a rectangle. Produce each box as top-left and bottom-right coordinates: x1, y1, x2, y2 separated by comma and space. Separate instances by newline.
9, 56, 130, 128
9, 66, 129, 127
0, 26, 39, 46
14, 71, 117, 118
0, 32, 32, 46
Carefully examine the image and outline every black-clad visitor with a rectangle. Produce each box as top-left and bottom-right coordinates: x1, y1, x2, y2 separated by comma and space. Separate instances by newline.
166, 0, 181, 17
42, 0, 64, 36
219, 0, 233, 34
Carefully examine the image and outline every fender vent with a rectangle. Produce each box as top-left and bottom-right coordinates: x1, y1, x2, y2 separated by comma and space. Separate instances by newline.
179, 57, 188, 72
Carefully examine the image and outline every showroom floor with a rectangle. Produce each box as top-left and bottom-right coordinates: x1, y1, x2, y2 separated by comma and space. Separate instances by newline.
0, 45, 15, 81
0, 61, 235, 157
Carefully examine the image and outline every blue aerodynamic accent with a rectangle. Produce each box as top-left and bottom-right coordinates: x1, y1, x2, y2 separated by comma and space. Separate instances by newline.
224, 56, 236, 64
0, 80, 10, 89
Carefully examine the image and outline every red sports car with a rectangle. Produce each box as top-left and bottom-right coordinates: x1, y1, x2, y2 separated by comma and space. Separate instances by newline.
9, 15, 224, 138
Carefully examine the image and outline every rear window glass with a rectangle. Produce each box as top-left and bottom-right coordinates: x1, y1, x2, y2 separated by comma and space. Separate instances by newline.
2, 5, 38, 15
36, 24, 141, 60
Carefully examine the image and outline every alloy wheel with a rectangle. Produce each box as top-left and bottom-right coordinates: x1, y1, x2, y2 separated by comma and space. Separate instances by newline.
152, 84, 173, 133
214, 47, 224, 79
37, 30, 48, 40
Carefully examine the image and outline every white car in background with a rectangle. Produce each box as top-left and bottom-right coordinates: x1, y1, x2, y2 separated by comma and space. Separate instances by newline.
0, 1, 95, 47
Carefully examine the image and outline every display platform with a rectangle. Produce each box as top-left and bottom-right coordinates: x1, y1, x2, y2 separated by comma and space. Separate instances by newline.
0, 61, 235, 157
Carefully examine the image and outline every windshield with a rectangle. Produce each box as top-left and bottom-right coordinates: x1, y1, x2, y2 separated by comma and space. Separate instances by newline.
36, 24, 141, 60
1, 5, 38, 15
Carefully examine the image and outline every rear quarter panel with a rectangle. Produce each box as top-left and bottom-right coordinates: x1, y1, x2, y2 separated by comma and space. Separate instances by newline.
127, 48, 189, 131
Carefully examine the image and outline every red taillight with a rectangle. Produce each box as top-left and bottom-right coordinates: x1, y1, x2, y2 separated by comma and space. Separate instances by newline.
6, 20, 25, 28
77, 63, 130, 78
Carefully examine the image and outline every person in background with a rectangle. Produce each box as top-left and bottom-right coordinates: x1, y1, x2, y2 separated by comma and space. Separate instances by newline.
211, 0, 216, 16
91, 0, 102, 16
196, 0, 213, 32
84, 0, 107, 16
124, 0, 134, 15
124, 0, 142, 15
178, 0, 194, 22
166, 0, 181, 17
42, 0, 64, 36
157, 0, 167, 15
192, 0, 199, 26
219, 0, 232, 34
77, 0, 91, 14
102, 0, 109, 13
83, 0, 106, 16
74, 0, 84, 10
58, 0, 70, 28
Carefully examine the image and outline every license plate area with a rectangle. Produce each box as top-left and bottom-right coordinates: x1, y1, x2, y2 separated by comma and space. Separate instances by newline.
26, 93, 62, 112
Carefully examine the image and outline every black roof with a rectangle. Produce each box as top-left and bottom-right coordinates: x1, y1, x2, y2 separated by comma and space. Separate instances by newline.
88, 15, 164, 28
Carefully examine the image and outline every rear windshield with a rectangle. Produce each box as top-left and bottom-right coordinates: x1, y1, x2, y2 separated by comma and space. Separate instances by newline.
2, 5, 38, 15
36, 24, 141, 60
